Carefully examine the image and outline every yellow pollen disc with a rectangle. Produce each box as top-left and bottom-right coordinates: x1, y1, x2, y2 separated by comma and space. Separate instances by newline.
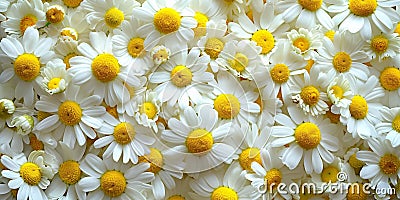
168, 195, 185, 200
29, 134, 44, 150
333, 52, 352, 73
214, 94, 241, 119
211, 186, 238, 200
58, 101, 82, 126
264, 168, 282, 189
62, 0, 82, 8
104, 7, 124, 28
229, 53, 248, 72
347, 183, 368, 200
392, 115, 400, 132
270, 63, 290, 84
170, 65, 192, 87
64, 52, 77, 70
349, 95, 368, 120
294, 122, 321, 150
100, 170, 126, 197
379, 154, 400, 175
59, 160, 81, 185
105, 105, 118, 119
298, 0, 322, 11
379, 67, 400, 91
185, 129, 214, 154
60, 28, 78, 40
20, 14, 37, 34
300, 86, 320, 106
239, 148, 262, 171
349, 153, 364, 171
127, 37, 145, 58
91, 54, 120, 82
331, 85, 344, 99
325, 30, 335, 41
138, 148, 163, 174
46, 7, 64, 24
193, 12, 208, 37
321, 166, 339, 182
349, 0, 377, 17
371, 35, 389, 54
395, 23, 400, 35
205, 38, 224, 59
153, 8, 181, 34
37, 111, 52, 121
20, 162, 41, 186
14, 53, 41, 81
140, 102, 157, 119
113, 122, 135, 145
48, 77, 62, 90
251, 29, 275, 54
304, 59, 314, 73
293, 37, 310, 52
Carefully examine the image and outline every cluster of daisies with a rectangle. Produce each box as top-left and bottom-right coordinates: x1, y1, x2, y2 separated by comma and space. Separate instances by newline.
0, 0, 400, 199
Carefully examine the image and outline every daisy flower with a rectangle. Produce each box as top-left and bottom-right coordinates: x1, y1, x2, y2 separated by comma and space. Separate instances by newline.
310, 158, 345, 193
36, 59, 71, 95
149, 48, 213, 108
94, 113, 156, 164
0, 116, 33, 153
80, 0, 140, 32
133, 0, 197, 49
161, 105, 238, 173
214, 0, 245, 20
0, 26, 55, 106
376, 107, 400, 147
1, 150, 57, 200
34, 85, 105, 148
270, 113, 339, 174
327, 74, 353, 114
43, 0, 84, 12
68, 31, 141, 107
164, 176, 192, 200
287, 26, 323, 60
276, 0, 334, 30
0, 99, 15, 130
53, 39, 80, 70
43, 3, 66, 26
328, 0, 400, 39
116, 77, 147, 117
135, 90, 161, 133
112, 17, 153, 75
78, 154, 154, 200
343, 147, 365, 178
364, 31, 400, 61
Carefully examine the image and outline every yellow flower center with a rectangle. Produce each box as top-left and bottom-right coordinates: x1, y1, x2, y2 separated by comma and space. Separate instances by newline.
185, 129, 214, 154
91, 54, 120, 82
46, 7, 64, 24
29, 134, 44, 150
298, 0, 322, 11
293, 37, 310, 52
379, 67, 400, 91
60, 28, 78, 40
58, 101, 82, 126
14, 53, 41, 81
113, 122, 135, 145
193, 12, 208, 37
59, 160, 81, 185
37, 111, 52, 121
229, 53, 248, 72
321, 166, 339, 182
349, 95, 368, 120
331, 85, 344, 99
20, 14, 37, 34
270, 63, 290, 84
64, 52, 77, 70
170, 65, 192, 87
349, 0, 377, 17
333, 52, 352, 73
395, 23, 400, 36
379, 154, 400, 175
204, 38, 224, 59
347, 183, 368, 200
100, 170, 126, 197
251, 30, 275, 54
211, 186, 238, 200
104, 7, 124, 28
47, 77, 62, 90
371, 35, 389, 54
20, 162, 41, 186
140, 102, 157, 119
304, 59, 314, 73
127, 37, 145, 58
239, 147, 262, 171
294, 122, 321, 150
300, 86, 320, 106
392, 115, 400, 132
168, 195, 185, 200
349, 153, 364, 173
213, 94, 241, 119
153, 8, 181, 34
264, 168, 282, 189
62, 0, 82, 8
325, 30, 335, 41
138, 148, 163, 174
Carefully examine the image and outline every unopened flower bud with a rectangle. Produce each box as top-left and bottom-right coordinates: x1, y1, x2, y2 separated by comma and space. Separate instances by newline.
0, 99, 15, 119
10, 114, 34, 135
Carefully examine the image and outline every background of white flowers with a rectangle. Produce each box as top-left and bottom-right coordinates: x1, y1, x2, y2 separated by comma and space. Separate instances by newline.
0, 0, 400, 199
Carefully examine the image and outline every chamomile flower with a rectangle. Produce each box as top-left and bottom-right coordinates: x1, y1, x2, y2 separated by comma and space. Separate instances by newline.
376, 107, 400, 147
328, 0, 400, 39
164, 176, 192, 200
135, 90, 161, 133
270, 113, 339, 174
68, 31, 141, 107
80, 0, 139, 32
365, 32, 400, 61
34, 85, 106, 148
0, 99, 15, 129
214, 0, 245, 20
343, 147, 365, 178
117, 77, 147, 117
310, 158, 344, 193
94, 113, 156, 164
133, 0, 197, 49
78, 154, 154, 200
287, 26, 323, 60
53, 39, 80, 70
327, 74, 353, 114
0, 126, 31, 153
36, 59, 71, 95
0, 26, 55, 106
